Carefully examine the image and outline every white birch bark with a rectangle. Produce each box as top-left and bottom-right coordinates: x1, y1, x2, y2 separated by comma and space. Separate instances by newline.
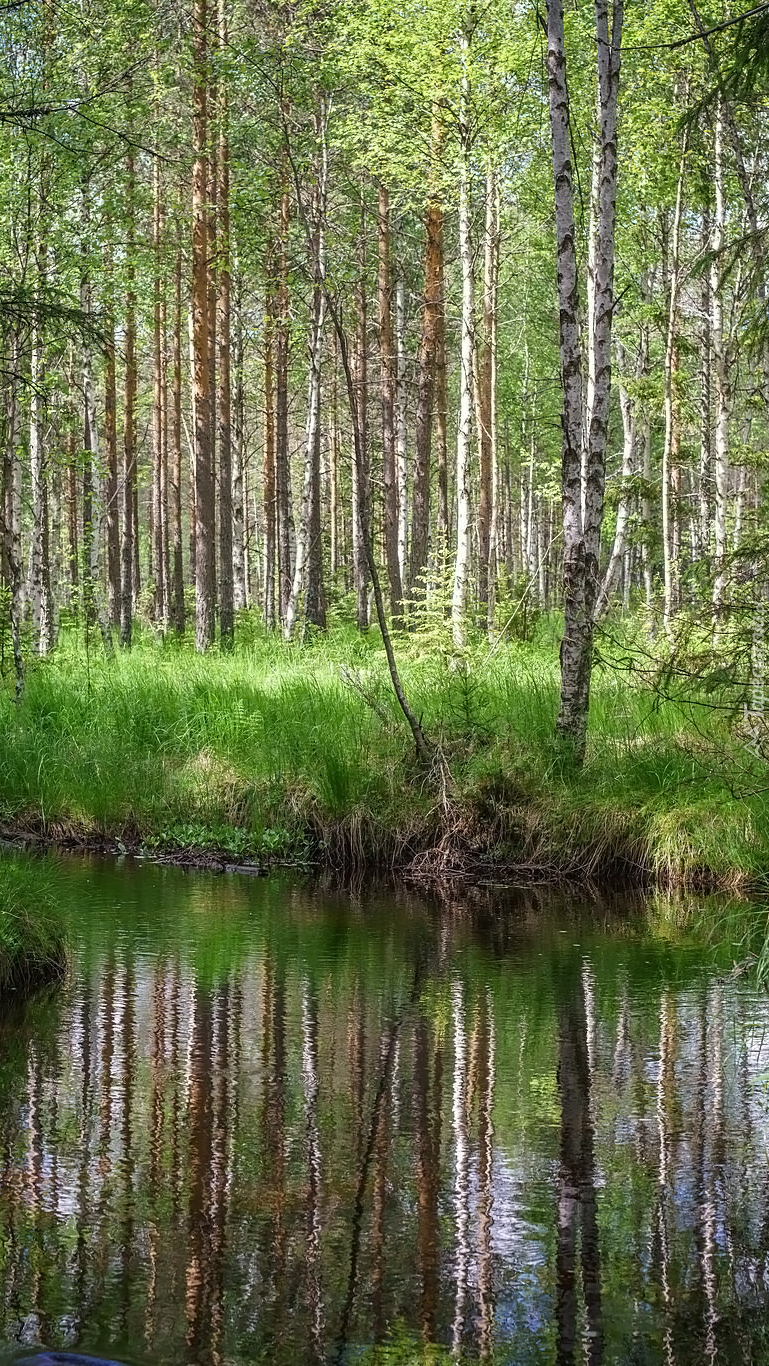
4, 346, 23, 695
712, 98, 730, 627
29, 331, 53, 656
451, 9, 475, 649
583, 139, 601, 524
487, 176, 500, 631
662, 134, 687, 640
284, 100, 329, 640
395, 272, 408, 586
594, 345, 635, 620
550, 0, 622, 758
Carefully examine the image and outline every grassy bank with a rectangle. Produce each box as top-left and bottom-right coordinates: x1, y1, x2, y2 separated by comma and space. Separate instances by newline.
0, 616, 765, 888
0, 850, 67, 992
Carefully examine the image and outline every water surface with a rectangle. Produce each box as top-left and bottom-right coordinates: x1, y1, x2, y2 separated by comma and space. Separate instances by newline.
0, 857, 768, 1365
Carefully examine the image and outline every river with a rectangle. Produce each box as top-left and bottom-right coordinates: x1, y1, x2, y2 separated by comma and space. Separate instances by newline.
0, 855, 768, 1364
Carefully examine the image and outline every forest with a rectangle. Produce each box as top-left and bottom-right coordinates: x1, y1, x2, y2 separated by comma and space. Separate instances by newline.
1, 0, 769, 885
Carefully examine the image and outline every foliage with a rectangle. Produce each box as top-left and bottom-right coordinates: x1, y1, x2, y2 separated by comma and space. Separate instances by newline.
0, 851, 67, 992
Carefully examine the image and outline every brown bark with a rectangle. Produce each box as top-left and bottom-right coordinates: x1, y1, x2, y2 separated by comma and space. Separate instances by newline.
378, 185, 403, 625
192, 0, 215, 652
276, 172, 292, 624
409, 180, 443, 600
152, 152, 166, 626
353, 203, 370, 631
170, 231, 186, 633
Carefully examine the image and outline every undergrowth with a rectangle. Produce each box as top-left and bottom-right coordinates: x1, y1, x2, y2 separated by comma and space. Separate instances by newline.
0, 850, 67, 992
0, 612, 766, 886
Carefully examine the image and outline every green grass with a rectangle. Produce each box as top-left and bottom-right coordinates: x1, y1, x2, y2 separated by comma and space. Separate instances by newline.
0, 612, 767, 887
0, 850, 67, 992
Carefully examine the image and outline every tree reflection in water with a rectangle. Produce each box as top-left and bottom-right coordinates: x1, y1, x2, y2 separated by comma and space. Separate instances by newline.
0, 867, 768, 1364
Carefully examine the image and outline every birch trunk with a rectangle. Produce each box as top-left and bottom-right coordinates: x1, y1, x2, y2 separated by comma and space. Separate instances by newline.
30, 327, 53, 655
662, 144, 686, 638
276, 168, 292, 625
121, 139, 137, 648
4, 346, 23, 695
217, 0, 234, 647
451, 9, 475, 648
477, 165, 496, 624
698, 210, 711, 564
549, 0, 623, 760
712, 98, 730, 627
284, 101, 328, 639
263, 280, 276, 630
395, 270, 408, 588
547, 0, 585, 747
408, 138, 443, 598
105, 310, 121, 631
594, 344, 635, 620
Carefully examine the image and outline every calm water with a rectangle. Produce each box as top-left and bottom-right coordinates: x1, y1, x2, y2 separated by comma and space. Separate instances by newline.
1, 858, 768, 1365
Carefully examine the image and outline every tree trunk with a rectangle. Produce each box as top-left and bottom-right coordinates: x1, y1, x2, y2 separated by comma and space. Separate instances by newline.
284, 101, 328, 639
29, 319, 53, 655
549, 0, 623, 761
3, 345, 23, 695
353, 205, 370, 632
451, 10, 475, 649
170, 230, 186, 633
477, 165, 497, 623
409, 161, 443, 600
276, 170, 292, 625
378, 186, 403, 626
712, 97, 729, 627
105, 311, 121, 631
263, 278, 277, 629
662, 137, 687, 639
594, 343, 635, 619
121, 142, 137, 648
152, 153, 167, 627
192, 0, 215, 652
698, 210, 711, 564
395, 270, 408, 590
232, 279, 247, 610
217, 0, 234, 648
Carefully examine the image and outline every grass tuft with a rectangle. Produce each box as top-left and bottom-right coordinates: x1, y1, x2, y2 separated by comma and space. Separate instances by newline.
0, 850, 67, 992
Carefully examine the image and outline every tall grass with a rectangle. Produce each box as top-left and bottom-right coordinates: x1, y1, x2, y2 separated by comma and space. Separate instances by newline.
0, 850, 67, 991
0, 616, 766, 884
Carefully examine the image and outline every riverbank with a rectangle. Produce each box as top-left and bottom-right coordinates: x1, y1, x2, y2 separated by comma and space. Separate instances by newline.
0, 851, 67, 993
0, 621, 765, 892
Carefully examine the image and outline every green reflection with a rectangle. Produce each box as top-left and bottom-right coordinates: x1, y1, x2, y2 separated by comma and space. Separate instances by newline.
0, 862, 768, 1365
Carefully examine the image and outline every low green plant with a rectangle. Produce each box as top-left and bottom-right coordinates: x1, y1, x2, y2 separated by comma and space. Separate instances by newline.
0, 850, 67, 991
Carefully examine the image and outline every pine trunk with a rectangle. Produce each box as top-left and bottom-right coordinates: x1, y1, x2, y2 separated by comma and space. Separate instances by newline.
378, 186, 403, 626
192, 0, 215, 652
